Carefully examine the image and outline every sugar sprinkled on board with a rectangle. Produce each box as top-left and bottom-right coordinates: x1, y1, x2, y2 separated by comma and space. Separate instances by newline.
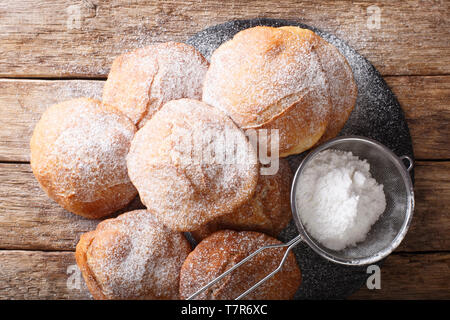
295, 149, 386, 251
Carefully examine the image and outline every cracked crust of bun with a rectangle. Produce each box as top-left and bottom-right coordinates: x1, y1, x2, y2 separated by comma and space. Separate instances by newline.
279, 26, 357, 143
127, 99, 259, 232
75, 210, 191, 300
180, 230, 301, 300
30, 97, 137, 219
191, 158, 293, 241
202, 26, 332, 157
103, 42, 209, 129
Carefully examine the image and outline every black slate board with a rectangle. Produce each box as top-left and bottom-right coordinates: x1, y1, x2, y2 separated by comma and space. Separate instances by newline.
187, 18, 414, 299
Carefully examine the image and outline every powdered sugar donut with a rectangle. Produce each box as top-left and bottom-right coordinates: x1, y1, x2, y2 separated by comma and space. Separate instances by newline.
202, 26, 332, 157
103, 42, 209, 129
191, 158, 293, 241
75, 210, 191, 299
279, 26, 357, 143
180, 230, 301, 300
30, 97, 137, 219
127, 99, 259, 232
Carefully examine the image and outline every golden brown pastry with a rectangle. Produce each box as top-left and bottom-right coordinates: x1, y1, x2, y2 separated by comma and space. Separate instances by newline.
30, 98, 137, 219
191, 158, 293, 242
180, 230, 301, 300
103, 42, 209, 129
279, 26, 357, 143
202, 26, 332, 157
126, 98, 259, 232
75, 210, 191, 300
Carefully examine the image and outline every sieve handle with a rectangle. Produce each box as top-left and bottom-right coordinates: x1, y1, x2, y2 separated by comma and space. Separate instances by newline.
400, 155, 414, 172
186, 234, 303, 300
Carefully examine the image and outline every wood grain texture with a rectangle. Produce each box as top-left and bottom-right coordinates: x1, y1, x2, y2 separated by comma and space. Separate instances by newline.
0, 79, 103, 162
0, 0, 448, 300
0, 161, 448, 252
385, 76, 450, 160
397, 161, 450, 252
0, 0, 449, 78
0, 250, 447, 299
0, 163, 145, 251
350, 252, 450, 299
1, 76, 448, 162
0, 250, 91, 299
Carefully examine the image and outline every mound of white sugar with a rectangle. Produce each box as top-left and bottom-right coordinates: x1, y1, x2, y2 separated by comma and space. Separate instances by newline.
296, 149, 386, 251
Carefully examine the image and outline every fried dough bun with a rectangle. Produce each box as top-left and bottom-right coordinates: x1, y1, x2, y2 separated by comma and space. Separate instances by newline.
279, 26, 357, 143
103, 42, 209, 128
191, 158, 292, 241
126, 99, 259, 232
202, 26, 332, 157
180, 230, 301, 300
75, 210, 191, 299
30, 98, 137, 219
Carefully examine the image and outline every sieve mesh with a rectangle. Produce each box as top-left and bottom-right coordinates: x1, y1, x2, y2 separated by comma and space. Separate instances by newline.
291, 136, 414, 265
188, 136, 415, 300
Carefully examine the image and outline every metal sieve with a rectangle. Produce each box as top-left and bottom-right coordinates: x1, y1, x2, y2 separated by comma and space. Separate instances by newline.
187, 136, 414, 300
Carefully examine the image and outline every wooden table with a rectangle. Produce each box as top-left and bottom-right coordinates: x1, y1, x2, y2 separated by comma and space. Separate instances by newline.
0, 0, 449, 300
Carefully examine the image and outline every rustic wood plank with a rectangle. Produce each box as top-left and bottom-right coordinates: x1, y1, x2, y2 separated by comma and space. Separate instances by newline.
350, 252, 450, 299
0, 250, 447, 299
1, 76, 449, 162
0, 79, 103, 162
0, 250, 91, 299
385, 76, 450, 160
0, 163, 99, 251
0, 163, 144, 251
0, 0, 448, 78
397, 161, 450, 252
0, 161, 448, 252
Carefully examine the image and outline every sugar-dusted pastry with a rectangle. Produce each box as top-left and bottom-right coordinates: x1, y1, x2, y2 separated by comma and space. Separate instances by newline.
30, 98, 137, 219
191, 158, 293, 241
279, 26, 357, 143
127, 99, 259, 232
202, 26, 332, 157
180, 230, 301, 300
75, 210, 191, 300
103, 42, 209, 128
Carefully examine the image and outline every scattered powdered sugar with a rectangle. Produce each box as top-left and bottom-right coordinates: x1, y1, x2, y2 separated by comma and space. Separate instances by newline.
85, 210, 191, 299
53, 80, 104, 102
295, 149, 386, 251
